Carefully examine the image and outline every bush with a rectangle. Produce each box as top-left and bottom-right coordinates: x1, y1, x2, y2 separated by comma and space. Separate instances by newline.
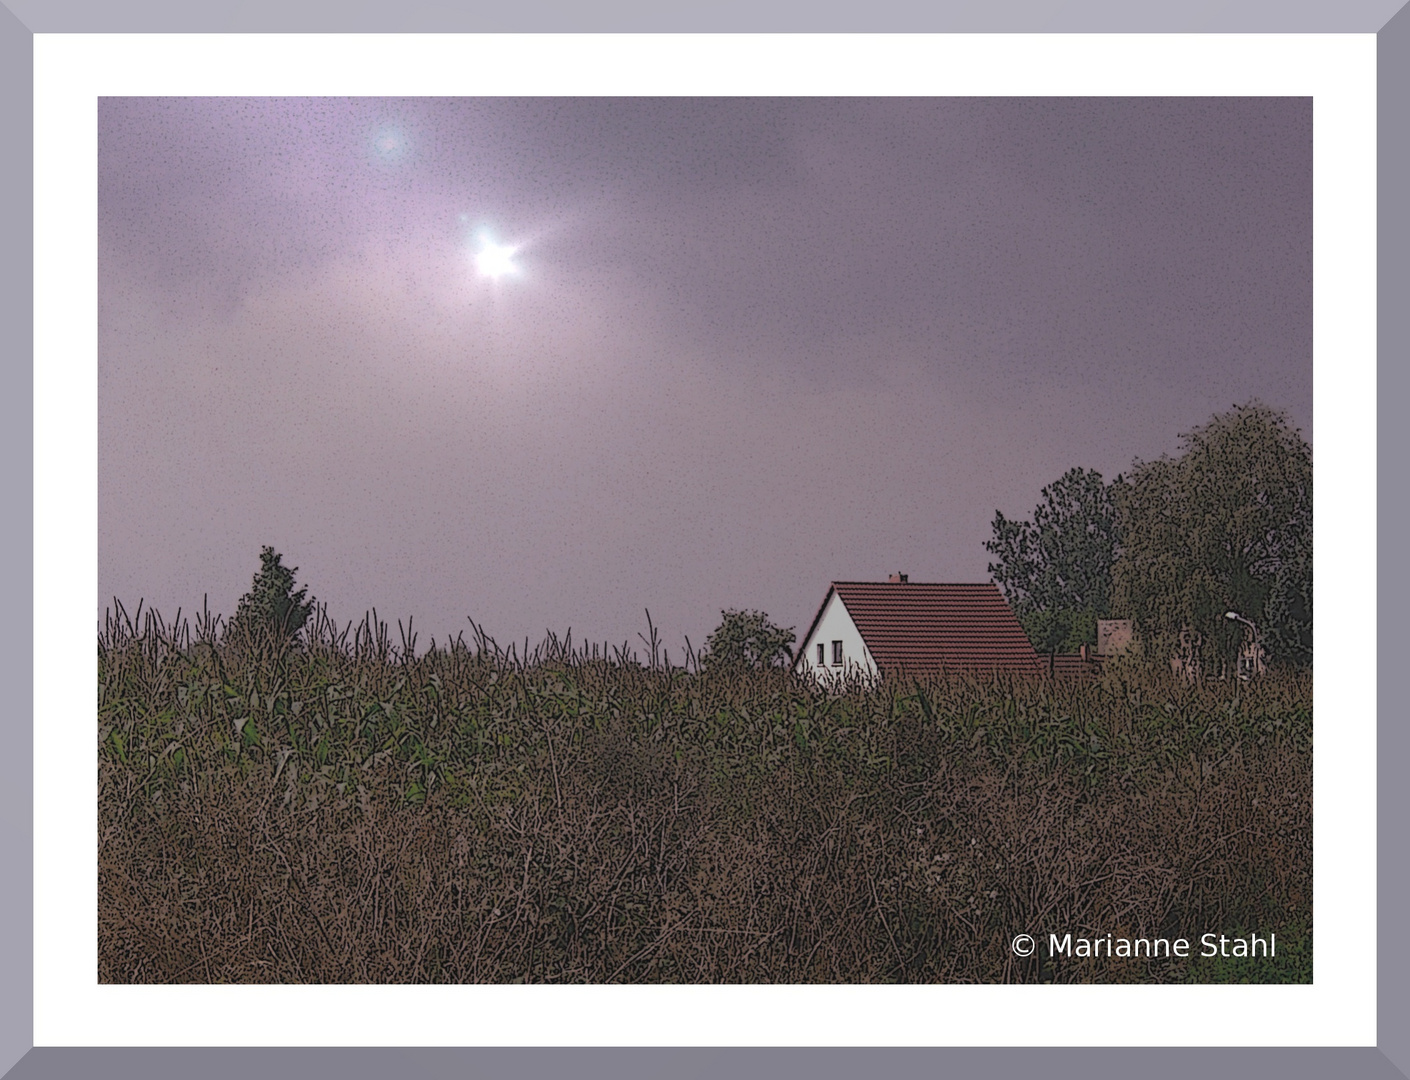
699, 609, 796, 672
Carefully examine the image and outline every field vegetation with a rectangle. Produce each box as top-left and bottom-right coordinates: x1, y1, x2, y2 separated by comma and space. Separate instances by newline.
98, 601, 1311, 984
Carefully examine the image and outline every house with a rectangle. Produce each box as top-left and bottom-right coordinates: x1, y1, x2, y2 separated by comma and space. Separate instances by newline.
794, 573, 1042, 682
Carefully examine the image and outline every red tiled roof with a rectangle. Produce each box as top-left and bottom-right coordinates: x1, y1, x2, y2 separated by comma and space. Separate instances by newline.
827, 581, 1041, 675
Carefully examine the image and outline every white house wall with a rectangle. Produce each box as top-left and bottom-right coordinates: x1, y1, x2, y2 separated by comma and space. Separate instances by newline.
797, 590, 877, 684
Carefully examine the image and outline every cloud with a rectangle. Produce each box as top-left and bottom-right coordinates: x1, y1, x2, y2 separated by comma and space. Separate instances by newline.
99, 97, 1311, 651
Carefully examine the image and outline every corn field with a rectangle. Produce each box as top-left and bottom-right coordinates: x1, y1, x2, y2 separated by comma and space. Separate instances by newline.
98, 601, 1311, 983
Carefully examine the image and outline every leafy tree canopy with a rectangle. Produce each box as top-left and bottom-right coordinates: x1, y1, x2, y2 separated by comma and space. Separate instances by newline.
700, 609, 796, 672
985, 467, 1121, 654
227, 546, 314, 646
1111, 402, 1311, 667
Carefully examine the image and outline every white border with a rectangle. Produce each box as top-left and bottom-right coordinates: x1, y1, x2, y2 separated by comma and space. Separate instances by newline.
36, 33, 1375, 1047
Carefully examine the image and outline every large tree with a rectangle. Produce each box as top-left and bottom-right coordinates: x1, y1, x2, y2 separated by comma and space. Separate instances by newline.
227, 546, 314, 646
1111, 402, 1312, 668
985, 467, 1121, 655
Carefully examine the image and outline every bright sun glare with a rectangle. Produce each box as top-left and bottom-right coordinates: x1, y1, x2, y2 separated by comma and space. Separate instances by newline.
474, 233, 520, 280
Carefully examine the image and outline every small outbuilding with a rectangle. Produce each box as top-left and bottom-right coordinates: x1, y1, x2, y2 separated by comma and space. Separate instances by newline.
794, 574, 1042, 682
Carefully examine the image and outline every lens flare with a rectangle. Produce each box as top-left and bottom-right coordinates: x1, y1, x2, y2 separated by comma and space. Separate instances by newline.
371, 126, 408, 162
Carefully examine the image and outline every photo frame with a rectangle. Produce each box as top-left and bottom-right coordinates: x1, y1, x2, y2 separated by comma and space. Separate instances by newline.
7, 2, 1406, 1077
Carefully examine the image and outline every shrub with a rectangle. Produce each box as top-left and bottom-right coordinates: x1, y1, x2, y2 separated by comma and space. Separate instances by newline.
699, 609, 796, 672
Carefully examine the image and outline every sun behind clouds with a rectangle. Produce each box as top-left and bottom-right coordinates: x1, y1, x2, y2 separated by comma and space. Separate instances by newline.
473, 230, 520, 280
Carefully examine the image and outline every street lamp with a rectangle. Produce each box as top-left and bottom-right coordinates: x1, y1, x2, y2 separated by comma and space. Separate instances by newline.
1224, 611, 1262, 679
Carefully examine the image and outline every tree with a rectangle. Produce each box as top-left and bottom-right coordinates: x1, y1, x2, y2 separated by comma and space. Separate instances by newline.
227, 546, 314, 646
1111, 402, 1312, 668
700, 609, 796, 672
984, 467, 1121, 655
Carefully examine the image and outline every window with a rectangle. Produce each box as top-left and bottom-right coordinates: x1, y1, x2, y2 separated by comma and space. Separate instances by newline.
817, 643, 825, 666
832, 640, 843, 666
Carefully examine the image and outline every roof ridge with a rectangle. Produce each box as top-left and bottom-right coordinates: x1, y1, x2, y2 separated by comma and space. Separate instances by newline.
829, 583, 998, 592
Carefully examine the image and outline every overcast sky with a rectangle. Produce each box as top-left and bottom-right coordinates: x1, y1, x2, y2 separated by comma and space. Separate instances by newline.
98, 97, 1311, 655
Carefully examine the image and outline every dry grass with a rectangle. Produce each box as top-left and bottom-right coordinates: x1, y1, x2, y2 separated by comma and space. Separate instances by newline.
98, 604, 1311, 983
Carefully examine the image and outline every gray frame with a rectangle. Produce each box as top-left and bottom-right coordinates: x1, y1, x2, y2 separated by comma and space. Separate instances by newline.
4, 3, 1404, 1078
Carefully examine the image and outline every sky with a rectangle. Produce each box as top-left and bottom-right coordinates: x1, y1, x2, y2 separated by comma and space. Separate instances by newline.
98, 97, 1312, 657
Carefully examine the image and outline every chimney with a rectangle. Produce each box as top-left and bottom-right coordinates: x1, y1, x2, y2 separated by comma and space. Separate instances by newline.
888, 572, 909, 583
